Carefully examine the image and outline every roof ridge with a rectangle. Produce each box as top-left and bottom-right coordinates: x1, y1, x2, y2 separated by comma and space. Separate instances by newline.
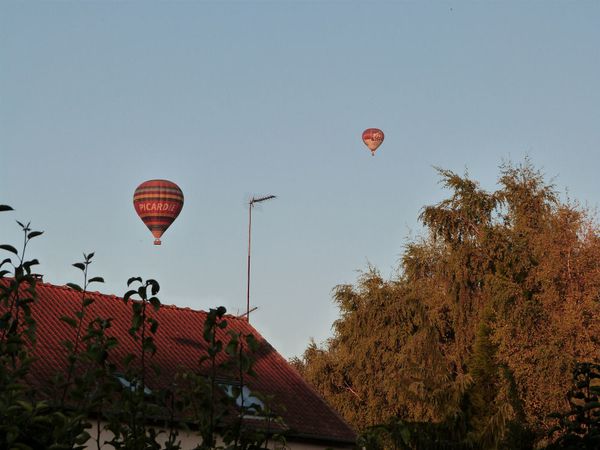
35, 279, 248, 321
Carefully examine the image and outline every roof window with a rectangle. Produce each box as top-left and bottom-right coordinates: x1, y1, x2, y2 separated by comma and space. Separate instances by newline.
222, 384, 265, 415
115, 374, 152, 395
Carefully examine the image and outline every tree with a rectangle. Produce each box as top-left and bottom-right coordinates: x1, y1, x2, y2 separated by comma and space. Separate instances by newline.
295, 161, 600, 448
293, 270, 449, 430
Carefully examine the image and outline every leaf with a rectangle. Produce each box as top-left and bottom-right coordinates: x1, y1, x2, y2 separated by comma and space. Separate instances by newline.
143, 337, 157, 354
0, 204, 14, 212
24, 258, 39, 267
72, 263, 86, 271
240, 353, 251, 372
132, 302, 142, 315
106, 337, 119, 349
225, 340, 238, 356
246, 333, 260, 352
131, 314, 143, 330
66, 282, 83, 292
0, 244, 18, 255
83, 298, 95, 307
27, 231, 43, 239
74, 430, 91, 445
127, 276, 142, 286
148, 297, 161, 311
60, 316, 77, 328
88, 276, 104, 284
149, 319, 159, 334
0, 257, 11, 267
123, 289, 137, 302
23, 259, 39, 273
149, 279, 160, 295
400, 427, 411, 444
123, 353, 135, 366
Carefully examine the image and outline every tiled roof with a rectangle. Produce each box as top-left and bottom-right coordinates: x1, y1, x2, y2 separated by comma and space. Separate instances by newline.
1, 280, 356, 445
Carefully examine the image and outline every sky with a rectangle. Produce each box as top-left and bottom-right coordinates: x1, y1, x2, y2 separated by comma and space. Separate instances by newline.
1, 1, 599, 359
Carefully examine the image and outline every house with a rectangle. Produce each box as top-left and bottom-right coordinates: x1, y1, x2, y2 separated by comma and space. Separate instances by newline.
3, 280, 356, 449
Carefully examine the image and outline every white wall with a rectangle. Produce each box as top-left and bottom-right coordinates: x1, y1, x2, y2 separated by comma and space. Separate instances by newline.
85, 422, 351, 450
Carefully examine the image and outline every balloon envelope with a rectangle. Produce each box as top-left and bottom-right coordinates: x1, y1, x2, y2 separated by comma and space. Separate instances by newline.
362, 128, 385, 155
133, 180, 184, 245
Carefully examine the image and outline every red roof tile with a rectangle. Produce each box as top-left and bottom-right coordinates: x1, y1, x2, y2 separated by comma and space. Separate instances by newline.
1, 280, 356, 444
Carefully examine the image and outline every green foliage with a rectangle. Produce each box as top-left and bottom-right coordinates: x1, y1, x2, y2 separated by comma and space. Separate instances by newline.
0, 204, 282, 449
0, 213, 89, 449
177, 306, 284, 450
104, 277, 164, 450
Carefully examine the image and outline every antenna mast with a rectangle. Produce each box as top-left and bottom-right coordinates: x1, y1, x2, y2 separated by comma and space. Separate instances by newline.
246, 194, 276, 322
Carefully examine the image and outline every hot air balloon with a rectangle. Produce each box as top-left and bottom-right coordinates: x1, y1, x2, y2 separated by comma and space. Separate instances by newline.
362, 128, 385, 156
133, 179, 184, 245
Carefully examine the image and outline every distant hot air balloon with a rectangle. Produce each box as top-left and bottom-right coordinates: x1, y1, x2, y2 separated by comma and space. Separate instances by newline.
362, 128, 385, 156
133, 179, 184, 245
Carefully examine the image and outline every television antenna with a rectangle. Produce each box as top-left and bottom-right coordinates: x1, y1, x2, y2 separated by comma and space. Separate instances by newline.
246, 195, 276, 322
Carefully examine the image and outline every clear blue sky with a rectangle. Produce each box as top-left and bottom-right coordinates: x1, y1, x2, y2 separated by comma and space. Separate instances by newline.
1, 1, 599, 359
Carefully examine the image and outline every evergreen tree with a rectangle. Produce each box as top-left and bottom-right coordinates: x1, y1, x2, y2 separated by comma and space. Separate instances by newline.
295, 161, 600, 448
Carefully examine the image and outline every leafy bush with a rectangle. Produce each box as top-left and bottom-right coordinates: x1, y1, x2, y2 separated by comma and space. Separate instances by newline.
0, 204, 282, 449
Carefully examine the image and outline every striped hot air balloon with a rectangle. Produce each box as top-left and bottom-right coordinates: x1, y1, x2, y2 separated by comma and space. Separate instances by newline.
133, 180, 184, 245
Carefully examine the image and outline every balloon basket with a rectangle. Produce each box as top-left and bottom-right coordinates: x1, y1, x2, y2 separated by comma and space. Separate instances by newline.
154, 239, 162, 246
